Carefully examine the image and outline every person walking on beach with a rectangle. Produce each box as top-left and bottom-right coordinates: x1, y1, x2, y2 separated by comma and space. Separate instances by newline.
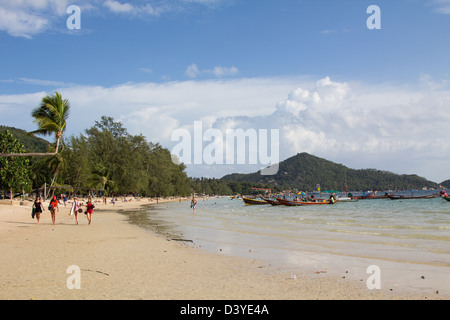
86, 198, 95, 225
49, 196, 59, 225
32, 196, 45, 224
190, 196, 197, 213
71, 197, 81, 225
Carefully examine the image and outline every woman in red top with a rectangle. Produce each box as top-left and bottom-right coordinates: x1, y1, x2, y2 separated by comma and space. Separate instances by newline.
49, 196, 59, 225
86, 198, 94, 225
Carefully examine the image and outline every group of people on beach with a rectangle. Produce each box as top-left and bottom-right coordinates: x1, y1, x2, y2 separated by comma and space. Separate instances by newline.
31, 196, 95, 225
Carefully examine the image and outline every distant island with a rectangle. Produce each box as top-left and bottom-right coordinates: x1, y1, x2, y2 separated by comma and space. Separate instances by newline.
221, 152, 443, 192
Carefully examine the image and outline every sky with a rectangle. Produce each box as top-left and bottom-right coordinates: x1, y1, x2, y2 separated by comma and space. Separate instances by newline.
1, 0, 450, 183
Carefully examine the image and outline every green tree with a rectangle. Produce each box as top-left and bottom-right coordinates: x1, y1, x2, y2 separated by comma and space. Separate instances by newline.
0, 130, 32, 199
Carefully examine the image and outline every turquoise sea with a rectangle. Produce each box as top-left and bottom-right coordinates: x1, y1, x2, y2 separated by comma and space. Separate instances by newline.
125, 191, 450, 296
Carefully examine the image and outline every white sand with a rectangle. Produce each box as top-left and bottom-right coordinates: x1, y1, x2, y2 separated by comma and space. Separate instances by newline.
0, 198, 445, 300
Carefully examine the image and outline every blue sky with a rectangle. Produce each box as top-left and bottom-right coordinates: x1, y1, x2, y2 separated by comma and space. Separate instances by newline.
1, 0, 450, 183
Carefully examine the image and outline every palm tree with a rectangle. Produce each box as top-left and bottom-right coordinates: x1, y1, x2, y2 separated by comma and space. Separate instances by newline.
46, 148, 67, 199
0, 91, 70, 158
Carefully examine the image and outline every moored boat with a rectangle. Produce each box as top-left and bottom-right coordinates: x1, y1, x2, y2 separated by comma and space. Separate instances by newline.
353, 192, 389, 200
276, 198, 334, 206
336, 196, 357, 202
263, 198, 283, 206
275, 198, 305, 206
388, 194, 438, 200
242, 197, 269, 205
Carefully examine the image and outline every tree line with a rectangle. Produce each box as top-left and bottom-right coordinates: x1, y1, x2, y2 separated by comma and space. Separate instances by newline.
0, 121, 263, 199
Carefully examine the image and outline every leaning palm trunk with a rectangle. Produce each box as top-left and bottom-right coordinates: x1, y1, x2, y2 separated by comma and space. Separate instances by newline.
0, 137, 60, 158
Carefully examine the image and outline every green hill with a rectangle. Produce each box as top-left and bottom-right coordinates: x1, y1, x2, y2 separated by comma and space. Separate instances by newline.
441, 179, 450, 189
0, 126, 50, 153
221, 152, 438, 191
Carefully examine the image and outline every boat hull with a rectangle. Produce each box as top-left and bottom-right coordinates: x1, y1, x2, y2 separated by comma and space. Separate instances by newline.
276, 198, 333, 206
242, 197, 269, 205
388, 194, 438, 200
263, 199, 283, 206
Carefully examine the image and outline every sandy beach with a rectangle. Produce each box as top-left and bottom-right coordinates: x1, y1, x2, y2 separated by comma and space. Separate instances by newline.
0, 198, 446, 300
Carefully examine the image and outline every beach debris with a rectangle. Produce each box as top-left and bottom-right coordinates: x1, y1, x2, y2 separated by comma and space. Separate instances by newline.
170, 238, 193, 243
290, 274, 296, 279
314, 270, 327, 274
249, 249, 253, 253
421, 276, 425, 279
81, 269, 109, 277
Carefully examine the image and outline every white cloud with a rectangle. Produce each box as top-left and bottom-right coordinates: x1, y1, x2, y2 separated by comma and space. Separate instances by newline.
186, 63, 201, 78
0, 0, 218, 38
186, 63, 239, 78
0, 6, 48, 38
208, 66, 239, 77
139, 68, 153, 74
103, 0, 134, 13
431, 0, 450, 14
102, 0, 163, 16
1, 76, 449, 182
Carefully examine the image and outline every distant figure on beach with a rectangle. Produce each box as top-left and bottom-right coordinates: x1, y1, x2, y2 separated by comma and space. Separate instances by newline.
49, 196, 59, 225
86, 198, 95, 225
71, 197, 81, 225
63, 195, 67, 207
32, 196, 45, 224
190, 197, 197, 212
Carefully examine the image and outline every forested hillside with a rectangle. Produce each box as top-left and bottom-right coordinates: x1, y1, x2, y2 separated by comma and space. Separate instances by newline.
222, 152, 439, 191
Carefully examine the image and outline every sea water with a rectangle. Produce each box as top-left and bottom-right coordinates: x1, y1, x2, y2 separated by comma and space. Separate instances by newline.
126, 192, 450, 296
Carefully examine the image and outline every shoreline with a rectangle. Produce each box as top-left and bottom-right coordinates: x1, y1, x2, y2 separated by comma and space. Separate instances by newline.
0, 198, 446, 300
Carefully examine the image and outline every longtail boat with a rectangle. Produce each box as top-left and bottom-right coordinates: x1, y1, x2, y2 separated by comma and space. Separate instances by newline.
263, 198, 283, 206
353, 192, 389, 200
276, 198, 334, 206
275, 198, 305, 206
388, 194, 438, 200
443, 196, 450, 202
242, 197, 269, 205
